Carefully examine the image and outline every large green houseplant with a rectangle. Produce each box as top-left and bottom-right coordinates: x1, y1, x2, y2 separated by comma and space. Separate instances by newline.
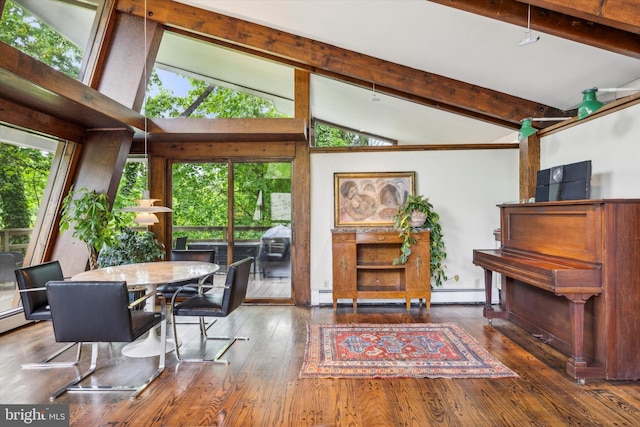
59, 186, 127, 270
393, 195, 447, 288
97, 227, 165, 268
60, 186, 166, 270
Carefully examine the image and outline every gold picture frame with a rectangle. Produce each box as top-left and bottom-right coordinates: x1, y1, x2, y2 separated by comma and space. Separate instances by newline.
334, 171, 416, 227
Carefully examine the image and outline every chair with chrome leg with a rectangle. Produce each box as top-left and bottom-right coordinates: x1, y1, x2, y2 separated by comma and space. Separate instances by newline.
156, 249, 216, 303
170, 257, 253, 364
156, 250, 217, 322
45, 280, 166, 400
15, 261, 82, 369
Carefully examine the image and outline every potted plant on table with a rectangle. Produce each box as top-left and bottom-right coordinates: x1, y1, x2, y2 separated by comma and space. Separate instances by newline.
393, 194, 448, 288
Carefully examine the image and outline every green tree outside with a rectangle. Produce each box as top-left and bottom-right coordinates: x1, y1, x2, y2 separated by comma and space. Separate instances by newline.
3, 0, 302, 243
314, 122, 374, 147
0, 144, 52, 230
122, 71, 293, 241
0, 0, 83, 78
0, 0, 79, 236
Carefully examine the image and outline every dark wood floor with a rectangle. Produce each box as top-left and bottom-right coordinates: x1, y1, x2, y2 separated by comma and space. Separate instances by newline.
1, 304, 639, 426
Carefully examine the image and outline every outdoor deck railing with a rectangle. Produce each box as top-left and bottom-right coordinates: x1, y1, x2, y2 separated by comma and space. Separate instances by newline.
0, 225, 280, 253
0, 228, 31, 253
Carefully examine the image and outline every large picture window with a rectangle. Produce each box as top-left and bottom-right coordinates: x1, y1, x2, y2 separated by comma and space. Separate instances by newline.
0, 130, 59, 322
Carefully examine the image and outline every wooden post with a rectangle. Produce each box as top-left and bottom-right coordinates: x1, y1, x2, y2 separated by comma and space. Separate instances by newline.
519, 133, 540, 201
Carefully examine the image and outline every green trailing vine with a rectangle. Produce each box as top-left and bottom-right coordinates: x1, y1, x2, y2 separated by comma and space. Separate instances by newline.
393, 195, 448, 288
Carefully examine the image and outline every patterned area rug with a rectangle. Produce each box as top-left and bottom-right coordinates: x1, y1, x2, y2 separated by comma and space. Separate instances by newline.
300, 323, 518, 379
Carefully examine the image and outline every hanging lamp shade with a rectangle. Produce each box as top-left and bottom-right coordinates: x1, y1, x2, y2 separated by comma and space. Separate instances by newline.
517, 118, 537, 141
133, 212, 160, 225
577, 88, 604, 120
121, 190, 172, 225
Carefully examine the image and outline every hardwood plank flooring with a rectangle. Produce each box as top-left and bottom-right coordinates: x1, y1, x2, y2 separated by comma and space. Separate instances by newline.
245, 274, 291, 299
1, 304, 638, 426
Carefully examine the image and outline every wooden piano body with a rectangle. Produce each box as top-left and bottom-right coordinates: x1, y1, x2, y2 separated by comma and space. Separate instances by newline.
473, 199, 640, 381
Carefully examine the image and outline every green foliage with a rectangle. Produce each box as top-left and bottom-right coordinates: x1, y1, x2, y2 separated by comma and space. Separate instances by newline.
113, 162, 147, 214
0, 0, 77, 238
314, 122, 375, 147
393, 195, 448, 288
97, 227, 165, 268
0, 0, 82, 78
113, 71, 293, 239
168, 162, 292, 241
171, 163, 229, 233
59, 186, 127, 269
0, 143, 53, 230
144, 73, 287, 119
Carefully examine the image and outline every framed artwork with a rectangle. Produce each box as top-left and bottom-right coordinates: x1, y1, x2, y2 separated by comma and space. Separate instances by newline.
334, 171, 415, 227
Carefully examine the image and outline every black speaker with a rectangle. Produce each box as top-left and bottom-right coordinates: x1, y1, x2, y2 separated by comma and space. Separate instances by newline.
550, 166, 564, 183
535, 160, 591, 202
562, 161, 591, 200
537, 169, 550, 186
564, 160, 592, 182
535, 169, 550, 202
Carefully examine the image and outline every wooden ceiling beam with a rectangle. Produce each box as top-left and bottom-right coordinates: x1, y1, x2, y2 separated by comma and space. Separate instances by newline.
133, 117, 308, 145
0, 42, 146, 133
0, 98, 85, 142
524, 0, 640, 34
115, 0, 568, 129
427, 0, 640, 59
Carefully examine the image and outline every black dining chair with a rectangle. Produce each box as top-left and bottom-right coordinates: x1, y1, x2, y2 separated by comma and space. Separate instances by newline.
258, 237, 290, 278
174, 236, 188, 250
15, 261, 82, 369
45, 280, 166, 400
0, 252, 18, 282
170, 257, 253, 364
156, 249, 217, 303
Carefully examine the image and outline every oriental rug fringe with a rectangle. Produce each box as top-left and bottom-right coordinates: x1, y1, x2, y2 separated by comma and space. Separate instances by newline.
300, 323, 518, 379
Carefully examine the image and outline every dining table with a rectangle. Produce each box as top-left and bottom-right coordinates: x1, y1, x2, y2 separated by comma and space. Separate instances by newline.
71, 261, 220, 358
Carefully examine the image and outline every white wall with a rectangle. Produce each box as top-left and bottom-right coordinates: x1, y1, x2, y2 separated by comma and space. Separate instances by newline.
540, 102, 640, 198
310, 149, 519, 305
308, 102, 640, 306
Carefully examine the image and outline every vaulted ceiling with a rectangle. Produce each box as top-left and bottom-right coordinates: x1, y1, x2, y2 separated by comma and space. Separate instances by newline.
12, 0, 640, 145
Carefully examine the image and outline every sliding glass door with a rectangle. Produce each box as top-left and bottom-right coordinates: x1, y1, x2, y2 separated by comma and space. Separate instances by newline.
233, 162, 291, 299
172, 161, 292, 301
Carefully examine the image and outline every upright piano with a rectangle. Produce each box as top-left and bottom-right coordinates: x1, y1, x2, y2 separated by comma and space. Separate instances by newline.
473, 199, 640, 381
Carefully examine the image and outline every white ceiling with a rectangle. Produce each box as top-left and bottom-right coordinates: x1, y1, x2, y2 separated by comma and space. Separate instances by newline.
172, 0, 640, 145
16, 0, 640, 145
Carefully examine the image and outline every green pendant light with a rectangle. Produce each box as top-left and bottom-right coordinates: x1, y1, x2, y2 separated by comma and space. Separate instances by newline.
577, 88, 604, 120
517, 117, 572, 141
517, 118, 537, 141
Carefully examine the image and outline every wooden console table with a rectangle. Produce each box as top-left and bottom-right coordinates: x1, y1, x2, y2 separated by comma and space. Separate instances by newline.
331, 228, 430, 312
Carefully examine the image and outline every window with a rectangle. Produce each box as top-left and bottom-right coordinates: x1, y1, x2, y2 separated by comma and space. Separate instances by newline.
153, 31, 294, 119
144, 67, 289, 119
0, 129, 58, 317
312, 119, 396, 147
0, 0, 91, 79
